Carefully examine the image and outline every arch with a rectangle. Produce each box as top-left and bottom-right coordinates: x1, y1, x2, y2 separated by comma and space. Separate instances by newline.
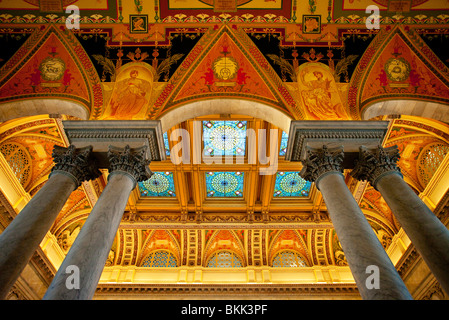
362, 99, 449, 122
0, 99, 89, 122
268, 229, 310, 266
138, 230, 181, 266
158, 98, 293, 133
203, 230, 246, 266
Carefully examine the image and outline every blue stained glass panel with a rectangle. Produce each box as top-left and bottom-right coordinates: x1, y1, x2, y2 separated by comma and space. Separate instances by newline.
138, 171, 176, 197
273, 171, 311, 197
279, 131, 288, 156
163, 132, 170, 156
203, 120, 247, 156
205, 171, 244, 198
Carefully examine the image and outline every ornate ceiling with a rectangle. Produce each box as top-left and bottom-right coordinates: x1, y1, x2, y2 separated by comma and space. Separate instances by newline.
0, 0, 449, 300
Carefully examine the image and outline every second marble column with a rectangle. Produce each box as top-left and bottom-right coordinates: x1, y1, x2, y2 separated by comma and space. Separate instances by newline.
0, 145, 100, 299
300, 146, 412, 300
43, 145, 152, 300
352, 145, 449, 295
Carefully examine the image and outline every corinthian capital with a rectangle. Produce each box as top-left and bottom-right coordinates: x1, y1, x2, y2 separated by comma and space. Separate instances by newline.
351, 145, 402, 189
299, 145, 344, 185
107, 145, 152, 186
51, 145, 101, 188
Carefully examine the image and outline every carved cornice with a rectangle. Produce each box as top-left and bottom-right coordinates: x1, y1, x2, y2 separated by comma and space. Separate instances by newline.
30, 247, 56, 286
0, 190, 16, 228
396, 244, 420, 278
351, 145, 403, 190
95, 283, 359, 297
62, 120, 165, 165
121, 211, 331, 227
420, 281, 448, 300
50, 144, 102, 188
290, 130, 386, 162
434, 189, 449, 222
285, 121, 389, 166
6, 285, 28, 300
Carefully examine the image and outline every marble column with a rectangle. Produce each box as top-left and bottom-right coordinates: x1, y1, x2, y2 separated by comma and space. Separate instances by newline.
300, 145, 412, 300
0, 145, 100, 299
43, 145, 152, 300
352, 145, 449, 295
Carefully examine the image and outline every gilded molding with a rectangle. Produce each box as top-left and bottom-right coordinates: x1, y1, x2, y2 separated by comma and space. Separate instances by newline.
94, 283, 359, 297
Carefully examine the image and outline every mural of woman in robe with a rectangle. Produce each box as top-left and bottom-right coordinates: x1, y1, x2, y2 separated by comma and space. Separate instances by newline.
297, 64, 349, 120
101, 63, 154, 120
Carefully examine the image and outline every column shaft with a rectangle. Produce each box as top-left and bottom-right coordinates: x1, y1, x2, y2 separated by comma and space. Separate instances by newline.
0, 173, 76, 299
43, 145, 152, 300
318, 172, 413, 300
43, 173, 134, 300
376, 173, 449, 295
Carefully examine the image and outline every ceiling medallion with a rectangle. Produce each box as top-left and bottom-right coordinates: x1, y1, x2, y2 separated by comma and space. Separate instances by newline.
39, 56, 66, 82
212, 56, 239, 81
384, 57, 411, 82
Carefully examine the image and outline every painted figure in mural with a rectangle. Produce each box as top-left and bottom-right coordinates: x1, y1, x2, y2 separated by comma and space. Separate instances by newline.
107, 69, 149, 118
300, 70, 348, 120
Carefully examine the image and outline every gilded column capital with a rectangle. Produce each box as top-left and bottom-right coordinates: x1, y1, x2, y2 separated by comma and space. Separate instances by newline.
351, 145, 403, 189
299, 145, 344, 188
50, 145, 101, 188
107, 145, 152, 188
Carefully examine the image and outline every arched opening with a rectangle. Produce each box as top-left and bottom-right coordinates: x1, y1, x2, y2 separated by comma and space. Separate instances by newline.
0, 99, 90, 122
362, 99, 449, 123
158, 99, 293, 133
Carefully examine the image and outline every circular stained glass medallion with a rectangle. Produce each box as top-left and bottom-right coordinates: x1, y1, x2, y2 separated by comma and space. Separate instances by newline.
211, 172, 239, 194
143, 172, 170, 193
209, 125, 241, 153
279, 172, 307, 193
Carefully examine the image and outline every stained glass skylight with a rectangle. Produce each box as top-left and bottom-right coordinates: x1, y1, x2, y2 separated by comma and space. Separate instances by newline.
163, 132, 170, 156
203, 120, 247, 156
138, 171, 176, 197
205, 171, 244, 197
273, 171, 311, 197
279, 131, 288, 156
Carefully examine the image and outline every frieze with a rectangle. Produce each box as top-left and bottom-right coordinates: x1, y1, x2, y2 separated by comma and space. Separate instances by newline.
95, 283, 359, 297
